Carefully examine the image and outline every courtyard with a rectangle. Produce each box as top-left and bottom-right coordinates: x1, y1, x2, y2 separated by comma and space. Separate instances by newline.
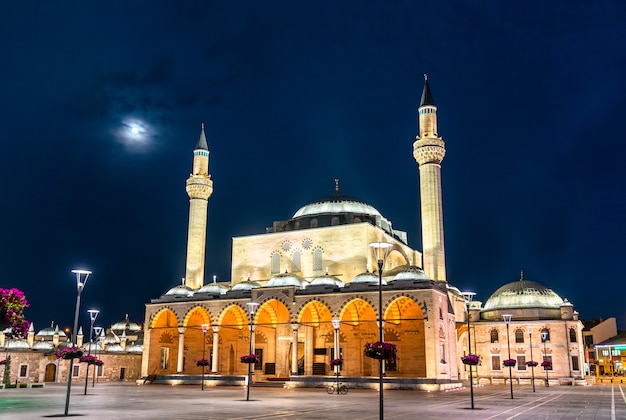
0, 382, 625, 419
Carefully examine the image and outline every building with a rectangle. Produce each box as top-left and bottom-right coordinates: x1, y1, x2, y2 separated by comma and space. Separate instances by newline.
141, 77, 588, 389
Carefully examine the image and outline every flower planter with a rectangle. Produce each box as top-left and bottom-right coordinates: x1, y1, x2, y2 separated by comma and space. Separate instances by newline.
240, 354, 258, 364
196, 359, 209, 367
461, 354, 480, 366
503, 359, 516, 367
526, 361, 538, 367
364, 342, 397, 360
62, 351, 84, 360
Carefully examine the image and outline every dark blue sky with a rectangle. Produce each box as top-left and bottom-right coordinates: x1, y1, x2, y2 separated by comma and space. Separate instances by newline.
1, 1, 625, 333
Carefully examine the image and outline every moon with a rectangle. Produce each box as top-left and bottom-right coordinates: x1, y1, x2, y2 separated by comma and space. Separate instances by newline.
116, 118, 154, 152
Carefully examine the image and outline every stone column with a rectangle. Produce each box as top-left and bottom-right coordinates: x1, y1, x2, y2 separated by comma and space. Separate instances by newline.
211, 326, 220, 374
177, 327, 185, 373
291, 324, 299, 376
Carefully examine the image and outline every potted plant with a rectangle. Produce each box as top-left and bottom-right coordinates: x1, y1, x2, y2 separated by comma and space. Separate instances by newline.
196, 359, 209, 367
364, 342, 397, 360
461, 354, 480, 366
330, 358, 343, 368
55, 346, 84, 360
541, 361, 552, 369
526, 360, 538, 367
503, 358, 516, 367
240, 354, 258, 364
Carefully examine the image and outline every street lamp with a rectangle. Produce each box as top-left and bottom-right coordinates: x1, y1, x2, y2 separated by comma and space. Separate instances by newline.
528, 326, 536, 392
83, 309, 99, 395
200, 324, 209, 390
246, 301, 260, 401
331, 318, 341, 392
541, 330, 549, 387
461, 291, 476, 409
502, 314, 513, 399
92, 326, 103, 387
369, 241, 391, 420
65, 269, 92, 416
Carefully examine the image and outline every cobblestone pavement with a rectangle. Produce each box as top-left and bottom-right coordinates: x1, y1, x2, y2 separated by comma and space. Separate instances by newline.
1, 382, 625, 419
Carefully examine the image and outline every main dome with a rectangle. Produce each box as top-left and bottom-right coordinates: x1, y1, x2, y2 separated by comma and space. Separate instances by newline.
293, 194, 382, 218
483, 279, 564, 310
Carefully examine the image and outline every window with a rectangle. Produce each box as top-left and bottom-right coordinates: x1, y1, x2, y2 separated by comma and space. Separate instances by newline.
543, 356, 553, 370
271, 252, 281, 274
515, 329, 524, 343
541, 329, 550, 342
292, 251, 301, 272
517, 356, 526, 371
19, 364, 28, 378
97, 365, 104, 377
491, 355, 501, 371
572, 355, 580, 371
310, 218, 318, 228
439, 308, 443, 320
490, 329, 499, 343
160, 347, 170, 370
569, 328, 577, 343
602, 349, 609, 357
313, 249, 323, 271
331, 216, 339, 226
72, 365, 80, 377
440, 342, 446, 364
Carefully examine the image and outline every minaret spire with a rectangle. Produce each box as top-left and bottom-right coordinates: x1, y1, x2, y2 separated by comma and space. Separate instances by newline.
413, 75, 447, 282
184, 124, 214, 289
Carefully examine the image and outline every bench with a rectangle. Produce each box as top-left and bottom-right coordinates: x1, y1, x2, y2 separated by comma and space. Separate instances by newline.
478, 376, 548, 386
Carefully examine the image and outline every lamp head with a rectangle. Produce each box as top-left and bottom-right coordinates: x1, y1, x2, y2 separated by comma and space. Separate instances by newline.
527, 326, 533, 334
541, 330, 549, 341
502, 314, 512, 324
460, 291, 476, 304
369, 242, 392, 263
331, 319, 341, 330
87, 309, 100, 323
93, 326, 103, 336
72, 269, 92, 292
246, 302, 260, 316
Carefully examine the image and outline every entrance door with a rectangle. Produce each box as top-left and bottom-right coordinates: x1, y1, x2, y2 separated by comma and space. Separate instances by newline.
119, 367, 126, 381
44, 364, 56, 382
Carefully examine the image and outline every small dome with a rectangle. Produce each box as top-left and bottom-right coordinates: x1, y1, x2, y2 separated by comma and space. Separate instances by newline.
126, 343, 143, 353
165, 285, 195, 297
309, 273, 344, 288
32, 340, 54, 351
84, 342, 100, 352
232, 279, 262, 291
267, 272, 308, 289
6, 339, 30, 349
106, 343, 125, 352
111, 314, 141, 333
393, 266, 428, 281
483, 279, 564, 310
197, 281, 230, 295
351, 270, 387, 285
36, 323, 66, 338
103, 332, 120, 345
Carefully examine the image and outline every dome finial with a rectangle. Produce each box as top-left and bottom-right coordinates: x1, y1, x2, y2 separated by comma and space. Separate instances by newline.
424, 73, 428, 81
334, 178, 339, 195
520, 270, 524, 281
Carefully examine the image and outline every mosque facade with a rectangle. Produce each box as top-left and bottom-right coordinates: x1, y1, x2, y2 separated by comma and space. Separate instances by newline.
141, 78, 587, 389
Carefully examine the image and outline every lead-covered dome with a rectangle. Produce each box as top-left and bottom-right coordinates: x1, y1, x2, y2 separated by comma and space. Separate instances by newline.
392, 265, 429, 282
293, 194, 382, 218
267, 272, 308, 289
483, 279, 564, 310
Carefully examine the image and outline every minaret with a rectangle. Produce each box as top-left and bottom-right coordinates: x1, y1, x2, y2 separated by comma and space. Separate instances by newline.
184, 124, 214, 289
413, 75, 447, 282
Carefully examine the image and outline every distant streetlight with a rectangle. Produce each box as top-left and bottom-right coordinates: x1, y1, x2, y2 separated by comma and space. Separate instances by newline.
502, 314, 513, 399
92, 326, 103, 387
541, 330, 549, 387
369, 241, 392, 420
461, 291, 476, 409
528, 326, 536, 392
65, 269, 92, 416
201, 324, 209, 390
246, 301, 260, 401
83, 309, 99, 395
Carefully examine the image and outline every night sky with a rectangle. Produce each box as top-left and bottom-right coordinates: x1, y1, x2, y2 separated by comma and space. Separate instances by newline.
2, 2, 625, 334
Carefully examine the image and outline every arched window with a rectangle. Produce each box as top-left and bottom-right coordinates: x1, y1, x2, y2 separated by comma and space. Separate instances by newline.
569, 327, 577, 343
541, 329, 550, 342
313, 249, 323, 271
331, 216, 340, 226
515, 329, 524, 343
490, 329, 499, 343
271, 252, 280, 274
292, 251, 301, 272
439, 307, 443, 320
310, 218, 318, 228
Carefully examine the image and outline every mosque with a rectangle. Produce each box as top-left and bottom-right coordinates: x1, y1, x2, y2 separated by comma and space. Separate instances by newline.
140, 77, 588, 389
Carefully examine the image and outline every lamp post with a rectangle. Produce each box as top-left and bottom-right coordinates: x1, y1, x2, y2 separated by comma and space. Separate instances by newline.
65, 269, 92, 416
246, 301, 259, 401
528, 326, 535, 392
91, 326, 103, 387
541, 330, 549, 387
331, 318, 341, 392
369, 241, 391, 420
83, 309, 99, 395
502, 314, 513, 399
461, 291, 476, 409
200, 324, 209, 390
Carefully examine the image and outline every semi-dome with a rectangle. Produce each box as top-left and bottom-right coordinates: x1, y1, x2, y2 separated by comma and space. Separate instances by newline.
351, 270, 387, 285
267, 272, 308, 289
392, 265, 429, 281
483, 279, 564, 310
165, 285, 195, 297
293, 194, 383, 218
309, 273, 344, 288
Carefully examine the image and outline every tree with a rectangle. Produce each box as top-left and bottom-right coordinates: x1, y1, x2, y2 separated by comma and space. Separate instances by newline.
1, 288, 30, 339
